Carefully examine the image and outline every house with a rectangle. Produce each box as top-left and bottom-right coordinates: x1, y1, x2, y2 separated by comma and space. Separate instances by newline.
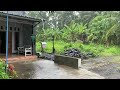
0, 11, 41, 57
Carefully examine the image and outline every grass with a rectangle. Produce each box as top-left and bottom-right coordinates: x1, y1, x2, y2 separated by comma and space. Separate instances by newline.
36, 40, 67, 54
99, 46, 120, 56
36, 40, 120, 57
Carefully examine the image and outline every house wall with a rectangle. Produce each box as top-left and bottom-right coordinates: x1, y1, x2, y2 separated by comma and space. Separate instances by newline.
12, 23, 35, 54
11, 22, 22, 53
23, 24, 32, 45
22, 24, 36, 55
0, 20, 23, 53
19, 25, 23, 47
0, 16, 36, 55
33, 26, 36, 54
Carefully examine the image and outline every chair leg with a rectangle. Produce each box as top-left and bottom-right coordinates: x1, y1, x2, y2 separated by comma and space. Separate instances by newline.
25, 51, 26, 57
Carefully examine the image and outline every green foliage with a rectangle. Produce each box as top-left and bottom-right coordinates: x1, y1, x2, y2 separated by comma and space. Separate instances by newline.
87, 12, 120, 45
30, 11, 120, 57
36, 41, 71, 54
36, 41, 120, 57
64, 43, 72, 50
99, 46, 120, 56
88, 15, 112, 43
28, 11, 120, 46
0, 60, 9, 79
0, 60, 18, 79
104, 23, 120, 45
61, 21, 87, 42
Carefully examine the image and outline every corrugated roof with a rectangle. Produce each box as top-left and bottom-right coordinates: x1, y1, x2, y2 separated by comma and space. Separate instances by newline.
0, 12, 42, 23
0, 11, 26, 16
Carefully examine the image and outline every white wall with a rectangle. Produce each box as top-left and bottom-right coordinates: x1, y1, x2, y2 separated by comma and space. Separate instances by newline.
12, 23, 23, 53
0, 20, 23, 53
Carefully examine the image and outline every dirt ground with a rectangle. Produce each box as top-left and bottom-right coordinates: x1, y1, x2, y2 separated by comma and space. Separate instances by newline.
82, 56, 120, 79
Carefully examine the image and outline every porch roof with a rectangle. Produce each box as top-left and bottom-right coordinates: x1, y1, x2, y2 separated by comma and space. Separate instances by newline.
0, 12, 42, 24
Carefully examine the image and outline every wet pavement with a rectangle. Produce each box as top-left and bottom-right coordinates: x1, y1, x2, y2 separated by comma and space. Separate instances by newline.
13, 59, 104, 79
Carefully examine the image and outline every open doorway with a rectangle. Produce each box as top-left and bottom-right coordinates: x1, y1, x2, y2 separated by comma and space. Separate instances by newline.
0, 31, 6, 54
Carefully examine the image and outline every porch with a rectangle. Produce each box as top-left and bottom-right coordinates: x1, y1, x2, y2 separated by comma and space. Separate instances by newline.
0, 54, 38, 63
0, 12, 41, 56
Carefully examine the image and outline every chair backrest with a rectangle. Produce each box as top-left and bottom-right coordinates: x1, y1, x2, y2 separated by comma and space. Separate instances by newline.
18, 47, 24, 50
24, 45, 32, 48
25, 46, 32, 56
25, 47, 32, 50
25, 46, 32, 52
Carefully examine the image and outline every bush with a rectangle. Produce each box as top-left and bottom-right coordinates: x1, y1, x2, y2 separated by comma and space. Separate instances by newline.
64, 43, 72, 50
0, 60, 9, 79
8, 64, 18, 79
0, 59, 18, 79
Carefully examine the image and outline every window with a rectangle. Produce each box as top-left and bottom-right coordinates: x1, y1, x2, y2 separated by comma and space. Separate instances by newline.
18, 28, 20, 31
10, 27, 12, 30
1, 26, 3, 29
14, 27, 16, 31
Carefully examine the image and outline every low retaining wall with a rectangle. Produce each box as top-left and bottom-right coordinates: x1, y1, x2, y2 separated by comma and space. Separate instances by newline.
54, 55, 81, 69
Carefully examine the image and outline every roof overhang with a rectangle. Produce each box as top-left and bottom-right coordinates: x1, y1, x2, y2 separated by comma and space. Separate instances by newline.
0, 12, 42, 25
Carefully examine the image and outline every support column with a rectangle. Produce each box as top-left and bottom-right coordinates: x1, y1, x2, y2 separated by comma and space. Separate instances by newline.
32, 25, 34, 55
32, 25, 36, 55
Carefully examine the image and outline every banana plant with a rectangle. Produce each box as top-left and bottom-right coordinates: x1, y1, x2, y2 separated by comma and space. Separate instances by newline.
64, 20, 77, 42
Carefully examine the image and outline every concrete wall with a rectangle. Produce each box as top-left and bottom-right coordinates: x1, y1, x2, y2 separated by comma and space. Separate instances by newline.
22, 24, 36, 55
23, 24, 32, 45
54, 55, 81, 69
13, 24, 36, 54
33, 26, 36, 54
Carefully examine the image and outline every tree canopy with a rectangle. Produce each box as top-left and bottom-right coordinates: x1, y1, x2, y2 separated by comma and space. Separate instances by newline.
26, 11, 120, 46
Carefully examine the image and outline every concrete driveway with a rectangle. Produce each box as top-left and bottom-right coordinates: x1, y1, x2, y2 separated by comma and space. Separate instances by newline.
13, 59, 104, 79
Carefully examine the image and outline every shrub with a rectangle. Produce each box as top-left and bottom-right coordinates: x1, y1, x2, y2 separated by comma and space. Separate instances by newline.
8, 64, 18, 79
0, 59, 18, 79
64, 43, 72, 50
0, 59, 9, 79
